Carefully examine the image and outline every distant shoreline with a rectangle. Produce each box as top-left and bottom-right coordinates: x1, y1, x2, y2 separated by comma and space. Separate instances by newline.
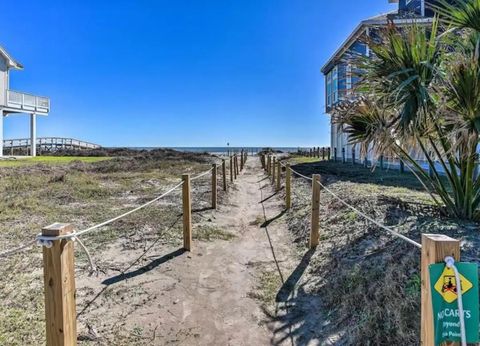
105, 147, 304, 155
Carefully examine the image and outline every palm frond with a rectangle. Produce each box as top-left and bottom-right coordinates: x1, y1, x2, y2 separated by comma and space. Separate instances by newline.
361, 20, 441, 132
430, 0, 480, 33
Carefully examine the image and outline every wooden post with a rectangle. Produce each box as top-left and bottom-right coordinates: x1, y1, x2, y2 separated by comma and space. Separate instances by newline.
41, 223, 77, 346
267, 155, 272, 175
235, 155, 239, 176
286, 164, 291, 209
342, 147, 346, 163
272, 157, 276, 184
233, 156, 237, 180
334, 148, 337, 162
230, 156, 234, 183
233, 155, 237, 180
211, 164, 217, 209
322, 148, 325, 161
276, 161, 281, 191
240, 150, 244, 171
182, 174, 192, 251
237, 154, 240, 175
222, 159, 227, 191
400, 159, 405, 174
420, 234, 460, 346
352, 147, 356, 165
380, 155, 385, 170
310, 174, 321, 249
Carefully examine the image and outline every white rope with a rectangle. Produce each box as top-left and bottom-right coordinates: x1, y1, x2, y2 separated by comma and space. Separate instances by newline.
75, 236, 97, 274
0, 239, 36, 259
191, 167, 214, 181
445, 256, 467, 346
290, 169, 313, 181
36, 180, 184, 244
314, 179, 422, 248
287, 166, 422, 249
6, 165, 215, 258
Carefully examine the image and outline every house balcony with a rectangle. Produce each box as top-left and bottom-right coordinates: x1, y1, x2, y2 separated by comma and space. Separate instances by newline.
6, 90, 50, 114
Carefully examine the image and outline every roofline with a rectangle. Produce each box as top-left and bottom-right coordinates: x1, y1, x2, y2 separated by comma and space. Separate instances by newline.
0, 45, 23, 70
320, 17, 433, 74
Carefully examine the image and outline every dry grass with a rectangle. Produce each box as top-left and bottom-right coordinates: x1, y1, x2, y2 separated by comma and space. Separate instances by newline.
0, 156, 111, 167
0, 150, 220, 345
283, 159, 480, 344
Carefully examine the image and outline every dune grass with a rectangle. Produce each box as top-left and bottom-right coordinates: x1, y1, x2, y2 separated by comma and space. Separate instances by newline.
0, 152, 214, 345
0, 156, 111, 167
288, 155, 324, 164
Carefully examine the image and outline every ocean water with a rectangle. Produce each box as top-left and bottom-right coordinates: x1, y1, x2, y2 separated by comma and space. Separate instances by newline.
128, 147, 304, 155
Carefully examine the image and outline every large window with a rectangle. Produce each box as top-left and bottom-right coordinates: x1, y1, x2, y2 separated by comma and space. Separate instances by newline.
326, 66, 338, 107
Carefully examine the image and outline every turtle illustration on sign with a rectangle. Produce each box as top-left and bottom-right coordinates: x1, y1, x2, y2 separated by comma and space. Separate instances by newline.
434, 266, 473, 304
442, 275, 457, 294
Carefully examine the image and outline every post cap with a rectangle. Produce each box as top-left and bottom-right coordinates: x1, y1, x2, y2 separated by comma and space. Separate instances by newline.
421, 234, 459, 242
42, 223, 74, 236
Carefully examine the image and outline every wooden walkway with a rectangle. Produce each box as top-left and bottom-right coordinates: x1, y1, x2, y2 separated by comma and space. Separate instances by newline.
3, 137, 101, 155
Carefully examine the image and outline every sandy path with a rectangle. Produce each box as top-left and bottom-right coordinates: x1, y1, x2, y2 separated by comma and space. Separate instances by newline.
77, 156, 315, 345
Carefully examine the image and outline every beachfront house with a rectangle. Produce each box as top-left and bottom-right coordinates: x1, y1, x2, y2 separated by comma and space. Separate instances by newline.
0, 44, 50, 157
321, 0, 435, 164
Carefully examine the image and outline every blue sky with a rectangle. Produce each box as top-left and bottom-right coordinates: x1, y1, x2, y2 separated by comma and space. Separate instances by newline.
0, 0, 395, 147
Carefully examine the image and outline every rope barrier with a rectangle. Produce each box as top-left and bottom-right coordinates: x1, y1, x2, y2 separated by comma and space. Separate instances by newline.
445, 256, 467, 346
191, 167, 214, 181
290, 169, 313, 181
287, 166, 422, 249
75, 236, 97, 274
1, 164, 218, 260
36, 180, 185, 244
267, 155, 466, 343
0, 239, 37, 258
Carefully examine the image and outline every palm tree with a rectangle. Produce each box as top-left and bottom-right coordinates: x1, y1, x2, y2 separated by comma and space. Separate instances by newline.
332, 0, 480, 220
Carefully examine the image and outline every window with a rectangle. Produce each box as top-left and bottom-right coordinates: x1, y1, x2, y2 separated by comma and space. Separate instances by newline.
326, 66, 338, 107
346, 64, 354, 95
326, 71, 332, 107
332, 66, 338, 103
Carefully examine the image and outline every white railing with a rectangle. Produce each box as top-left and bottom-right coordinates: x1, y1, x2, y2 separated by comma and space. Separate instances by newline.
3, 137, 101, 151
6, 90, 50, 113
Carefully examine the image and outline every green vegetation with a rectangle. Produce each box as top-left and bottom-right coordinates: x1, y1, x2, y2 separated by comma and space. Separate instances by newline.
333, 0, 480, 219
284, 160, 478, 344
0, 151, 213, 345
0, 156, 111, 167
248, 269, 283, 313
288, 156, 324, 164
193, 225, 236, 241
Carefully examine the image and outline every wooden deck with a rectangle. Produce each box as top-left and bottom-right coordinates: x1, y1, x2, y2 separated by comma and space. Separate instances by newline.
3, 137, 101, 155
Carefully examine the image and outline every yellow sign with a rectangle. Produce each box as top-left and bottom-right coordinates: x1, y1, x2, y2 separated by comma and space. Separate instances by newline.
434, 267, 473, 303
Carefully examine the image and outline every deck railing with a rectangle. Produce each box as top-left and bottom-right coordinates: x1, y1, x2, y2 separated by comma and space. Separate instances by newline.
3, 137, 101, 154
6, 90, 50, 113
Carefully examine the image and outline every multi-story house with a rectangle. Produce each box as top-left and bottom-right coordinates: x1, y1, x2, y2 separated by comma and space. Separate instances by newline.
321, 0, 435, 163
0, 44, 50, 157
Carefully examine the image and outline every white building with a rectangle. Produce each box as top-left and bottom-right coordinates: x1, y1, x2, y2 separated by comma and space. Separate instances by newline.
321, 0, 433, 164
0, 45, 50, 157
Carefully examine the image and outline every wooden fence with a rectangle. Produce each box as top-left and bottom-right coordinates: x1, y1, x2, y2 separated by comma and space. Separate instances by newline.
261, 153, 461, 346
37, 150, 249, 345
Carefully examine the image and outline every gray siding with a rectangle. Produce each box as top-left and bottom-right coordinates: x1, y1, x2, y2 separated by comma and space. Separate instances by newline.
0, 56, 7, 106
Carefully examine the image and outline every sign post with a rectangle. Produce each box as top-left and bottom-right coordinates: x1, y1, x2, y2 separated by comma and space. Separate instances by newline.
429, 262, 479, 345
